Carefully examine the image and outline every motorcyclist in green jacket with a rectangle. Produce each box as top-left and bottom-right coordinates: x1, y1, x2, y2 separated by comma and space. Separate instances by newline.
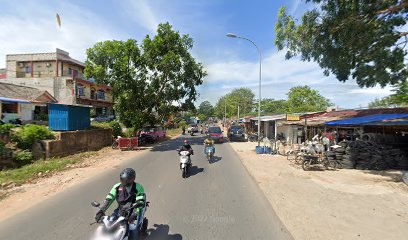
95, 168, 145, 239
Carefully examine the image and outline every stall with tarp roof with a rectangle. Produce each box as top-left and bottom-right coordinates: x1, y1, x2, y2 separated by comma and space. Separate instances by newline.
249, 114, 287, 139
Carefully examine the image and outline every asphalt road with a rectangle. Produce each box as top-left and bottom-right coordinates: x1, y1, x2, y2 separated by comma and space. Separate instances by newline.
0, 135, 293, 240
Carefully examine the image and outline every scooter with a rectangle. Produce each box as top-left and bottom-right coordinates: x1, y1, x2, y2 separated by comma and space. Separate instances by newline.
179, 150, 192, 178
204, 145, 215, 163
90, 193, 149, 240
111, 136, 122, 149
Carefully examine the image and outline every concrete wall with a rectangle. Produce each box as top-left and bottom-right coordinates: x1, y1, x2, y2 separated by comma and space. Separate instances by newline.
41, 129, 112, 158
0, 77, 55, 95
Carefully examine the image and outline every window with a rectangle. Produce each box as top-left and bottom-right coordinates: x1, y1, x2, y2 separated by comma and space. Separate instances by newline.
74, 69, 78, 78
2, 103, 18, 113
25, 66, 30, 73
97, 90, 105, 100
90, 88, 96, 99
68, 68, 72, 75
77, 85, 85, 96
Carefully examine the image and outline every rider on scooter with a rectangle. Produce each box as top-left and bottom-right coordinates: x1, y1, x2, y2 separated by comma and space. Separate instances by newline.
95, 168, 145, 240
178, 140, 194, 156
203, 137, 215, 155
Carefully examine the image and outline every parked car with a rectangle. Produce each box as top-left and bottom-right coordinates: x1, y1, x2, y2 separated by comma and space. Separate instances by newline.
138, 133, 155, 145
228, 125, 245, 142
140, 126, 166, 141
91, 115, 115, 122
208, 126, 224, 143
188, 124, 198, 133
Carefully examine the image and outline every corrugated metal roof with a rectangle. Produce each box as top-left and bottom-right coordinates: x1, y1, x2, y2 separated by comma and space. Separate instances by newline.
0, 82, 56, 103
282, 108, 408, 126
325, 114, 408, 126
250, 114, 287, 122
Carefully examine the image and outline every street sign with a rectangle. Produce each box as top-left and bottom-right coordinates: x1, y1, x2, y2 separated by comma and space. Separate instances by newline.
286, 114, 300, 121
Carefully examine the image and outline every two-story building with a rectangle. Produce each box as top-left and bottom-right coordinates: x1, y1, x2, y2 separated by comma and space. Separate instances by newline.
0, 48, 113, 116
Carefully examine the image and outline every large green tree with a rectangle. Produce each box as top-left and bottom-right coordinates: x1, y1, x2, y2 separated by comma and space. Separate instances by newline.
286, 86, 331, 113
368, 80, 408, 108
214, 96, 228, 119
275, 1, 408, 88
259, 98, 288, 114
197, 101, 214, 120
85, 23, 206, 128
214, 88, 255, 119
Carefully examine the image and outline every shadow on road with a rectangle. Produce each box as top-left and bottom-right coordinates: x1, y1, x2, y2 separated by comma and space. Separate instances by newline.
210, 156, 222, 164
150, 135, 206, 152
147, 224, 182, 240
187, 166, 204, 178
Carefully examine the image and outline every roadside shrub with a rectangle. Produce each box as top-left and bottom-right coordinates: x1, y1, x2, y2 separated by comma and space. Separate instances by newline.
13, 150, 33, 163
12, 124, 54, 150
91, 121, 110, 129
124, 127, 135, 137
109, 121, 123, 137
0, 124, 16, 136
0, 142, 13, 159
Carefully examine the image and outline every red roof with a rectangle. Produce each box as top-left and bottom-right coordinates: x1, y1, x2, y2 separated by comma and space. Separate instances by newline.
288, 108, 408, 126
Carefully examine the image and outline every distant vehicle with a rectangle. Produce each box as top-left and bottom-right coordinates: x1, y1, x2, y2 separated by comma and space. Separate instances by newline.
228, 125, 245, 142
140, 126, 166, 141
138, 133, 155, 145
91, 115, 115, 122
208, 126, 224, 143
188, 124, 198, 133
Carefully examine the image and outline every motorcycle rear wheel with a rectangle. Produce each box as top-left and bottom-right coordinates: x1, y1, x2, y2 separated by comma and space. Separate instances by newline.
302, 160, 311, 171
182, 168, 187, 178
111, 141, 118, 149
325, 160, 337, 170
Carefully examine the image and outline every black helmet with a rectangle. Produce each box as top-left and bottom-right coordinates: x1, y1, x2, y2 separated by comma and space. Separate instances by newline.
120, 168, 136, 187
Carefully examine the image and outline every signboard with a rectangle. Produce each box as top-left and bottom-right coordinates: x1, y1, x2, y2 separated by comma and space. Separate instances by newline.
286, 114, 300, 121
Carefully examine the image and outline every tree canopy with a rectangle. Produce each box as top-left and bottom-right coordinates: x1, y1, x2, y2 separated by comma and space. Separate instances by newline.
214, 88, 255, 119
286, 86, 331, 113
275, 1, 408, 88
85, 22, 206, 128
259, 98, 288, 114
368, 80, 408, 108
197, 101, 214, 120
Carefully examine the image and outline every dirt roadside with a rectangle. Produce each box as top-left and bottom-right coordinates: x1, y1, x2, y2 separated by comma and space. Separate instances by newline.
229, 141, 408, 240
0, 145, 153, 222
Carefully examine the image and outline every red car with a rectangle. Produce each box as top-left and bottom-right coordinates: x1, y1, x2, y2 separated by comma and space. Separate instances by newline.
208, 126, 224, 143
141, 126, 166, 141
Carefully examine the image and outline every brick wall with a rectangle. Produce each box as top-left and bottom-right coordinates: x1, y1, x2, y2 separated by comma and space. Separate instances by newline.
40, 129, 112, 158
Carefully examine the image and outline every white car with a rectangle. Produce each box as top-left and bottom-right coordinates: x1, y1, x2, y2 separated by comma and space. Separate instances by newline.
188, 125, 198, 133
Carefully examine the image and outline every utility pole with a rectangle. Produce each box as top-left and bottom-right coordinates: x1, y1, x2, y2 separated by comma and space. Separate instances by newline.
237, 105, 240, 120
224, 99, 226, 122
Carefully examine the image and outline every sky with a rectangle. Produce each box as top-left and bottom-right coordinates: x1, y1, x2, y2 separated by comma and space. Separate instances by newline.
0, 0, 396, 108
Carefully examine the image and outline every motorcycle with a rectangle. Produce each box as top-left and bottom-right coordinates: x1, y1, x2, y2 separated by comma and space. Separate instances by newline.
204, 145, 215, 163
90, 193, 149, 240
179, 150, 192, 178
190, 131, 194, 136
111, 136, 122, 149
302, 154, 337, 171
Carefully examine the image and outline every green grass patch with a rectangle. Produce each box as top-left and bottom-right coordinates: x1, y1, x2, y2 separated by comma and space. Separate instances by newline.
0, 151, 98, 185
166, 128, 182, 138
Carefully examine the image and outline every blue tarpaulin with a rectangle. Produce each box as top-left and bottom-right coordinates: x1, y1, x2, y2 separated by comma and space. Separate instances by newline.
325, 114, 408, 126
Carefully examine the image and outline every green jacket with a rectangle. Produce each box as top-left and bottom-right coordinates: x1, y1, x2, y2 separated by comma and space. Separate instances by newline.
105, 182, 145, 211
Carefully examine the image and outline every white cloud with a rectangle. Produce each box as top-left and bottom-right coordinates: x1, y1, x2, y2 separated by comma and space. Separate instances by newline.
200, 49, 395, 108
0, 0, 116, 68
120, 0, 159, 33
349, 87, 393, 95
